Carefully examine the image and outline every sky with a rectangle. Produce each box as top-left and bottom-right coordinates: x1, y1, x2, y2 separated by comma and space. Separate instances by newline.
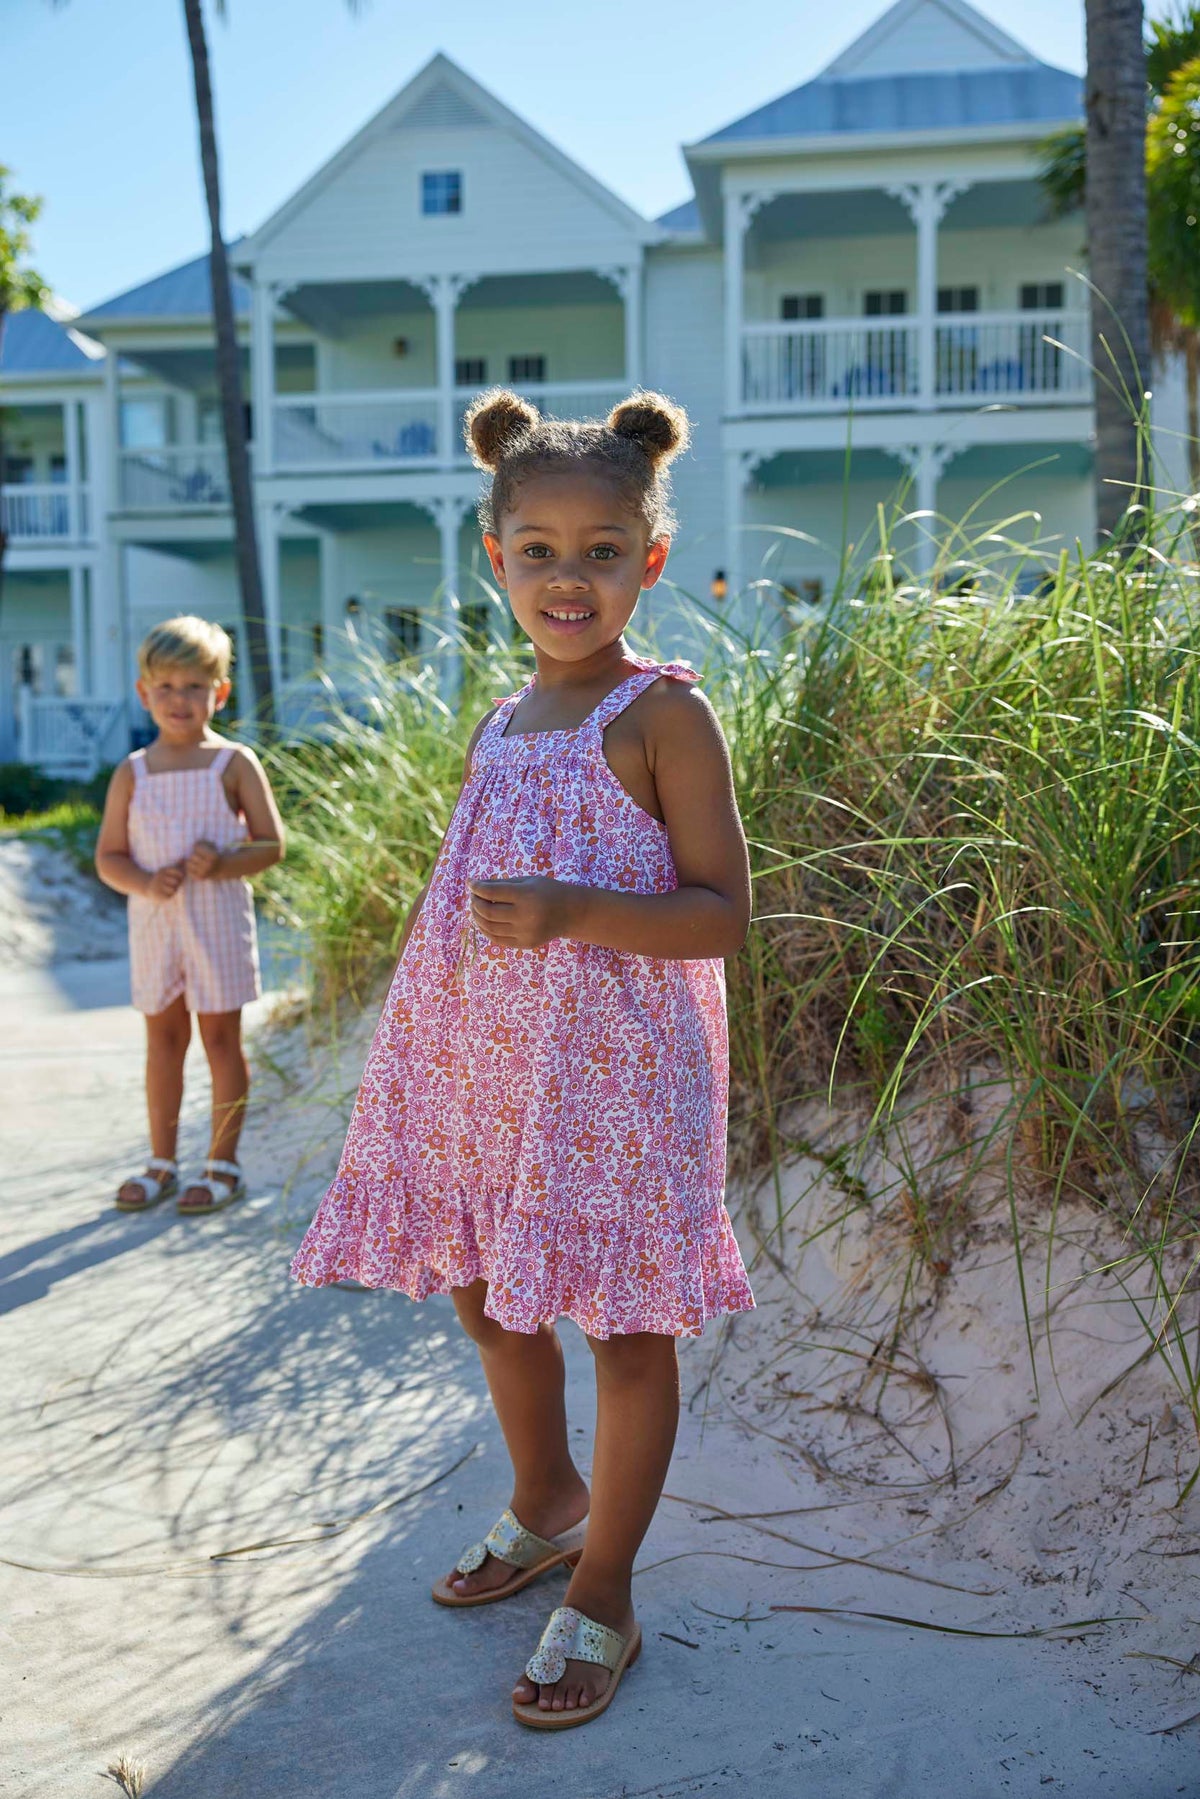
6, 0, 1089, 315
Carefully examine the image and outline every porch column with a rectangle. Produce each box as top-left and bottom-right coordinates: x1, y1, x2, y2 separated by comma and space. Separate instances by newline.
63, 400, 82, 541
319, 529, 341, 670
69, 562, 88, 695
251, 279, 278, 475
599, 264, 643, 390
886, 180, 969, 410
431, 494, 473, 703
723, 190, 746, 417
891, 442, 956, 576
426, 276, 476, 467
259, 503, 284, 699
102, 336, 123, 512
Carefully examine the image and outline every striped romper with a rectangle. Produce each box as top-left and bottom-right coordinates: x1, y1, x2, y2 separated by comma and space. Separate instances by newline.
126, 745, 261, 1017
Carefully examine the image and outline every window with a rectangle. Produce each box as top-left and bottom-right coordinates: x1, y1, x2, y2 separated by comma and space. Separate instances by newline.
455, 357, 487, 386
1020, 282, 1065, 312
508, 355, 546, 383
864, 290, 908, 316
120, 398, 169, 450
780, 293, 824, 320
937, 286, 978, 313
421, 171, 462, 215
12, 641, 76, 698
384, 606, 421, 658
3, 456, 34, 486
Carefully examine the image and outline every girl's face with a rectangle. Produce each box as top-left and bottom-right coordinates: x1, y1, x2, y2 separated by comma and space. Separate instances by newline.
483, 468, 669, 665
136, 663, 229, 744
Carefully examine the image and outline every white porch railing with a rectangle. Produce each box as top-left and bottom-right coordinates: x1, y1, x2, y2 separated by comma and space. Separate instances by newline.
17, 692, 126, 779
2, 483, 91, 543
740, 311, 1091, 411
273, 390, 440, 469
742, 319, 920, 410
120, 445, 230, 509
934, 310, 1091, 401
453, 380, 629, 452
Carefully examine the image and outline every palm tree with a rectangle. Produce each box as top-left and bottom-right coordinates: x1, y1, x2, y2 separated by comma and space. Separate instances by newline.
1084, 0, 1151, 540
182, 0, 273, 725
0, 171, 47, 600
1040, 8, 1200, 508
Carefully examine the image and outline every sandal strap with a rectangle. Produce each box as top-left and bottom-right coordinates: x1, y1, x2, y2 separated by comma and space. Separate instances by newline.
204, 1160, 242, 1179
525, 1606, 627, 1687
147, 1157, 178, 1175
455, 1507, 560, 1576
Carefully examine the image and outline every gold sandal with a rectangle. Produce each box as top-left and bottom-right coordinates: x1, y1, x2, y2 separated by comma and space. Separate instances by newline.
513, 1605, 642, 1730
431, 1507, 585, 1609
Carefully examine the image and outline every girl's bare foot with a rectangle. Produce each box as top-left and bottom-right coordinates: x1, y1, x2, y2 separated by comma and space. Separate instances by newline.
446, 1475, 590, 1599
512, 1574, 635, 1712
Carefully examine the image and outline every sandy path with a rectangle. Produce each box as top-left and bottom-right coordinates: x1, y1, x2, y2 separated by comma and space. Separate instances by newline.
0, 865, 1195, 1796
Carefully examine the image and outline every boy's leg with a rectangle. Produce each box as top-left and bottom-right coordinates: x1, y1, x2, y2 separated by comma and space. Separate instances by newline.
514, 1330, 679, 1713
118, 996, 191, 1203
447, 1280, 589, 1598
195, 1007, 249, 1169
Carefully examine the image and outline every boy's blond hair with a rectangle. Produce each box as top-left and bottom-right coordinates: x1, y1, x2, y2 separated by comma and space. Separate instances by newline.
138, 616, 233, 685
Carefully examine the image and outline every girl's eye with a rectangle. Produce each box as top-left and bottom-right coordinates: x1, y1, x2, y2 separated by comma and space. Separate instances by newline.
589, 545, 619, 561
523, 544, 553, 559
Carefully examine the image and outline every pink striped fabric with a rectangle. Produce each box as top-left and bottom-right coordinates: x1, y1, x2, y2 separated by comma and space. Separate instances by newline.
126, 745, 261, 1016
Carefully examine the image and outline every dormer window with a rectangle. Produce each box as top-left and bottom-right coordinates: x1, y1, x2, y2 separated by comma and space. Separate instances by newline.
422, 171, 462, 215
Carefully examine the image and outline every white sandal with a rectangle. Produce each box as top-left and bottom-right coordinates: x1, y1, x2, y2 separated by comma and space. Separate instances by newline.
177, 1159, 246, 1215
513, 1605, 642, 1730
114, 1157, 179, 1211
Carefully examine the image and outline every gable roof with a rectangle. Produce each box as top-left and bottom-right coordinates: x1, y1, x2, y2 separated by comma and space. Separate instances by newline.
79, 245, 249, 327
696, 0, 1078, 147
0, 305, 105, 377
241, 52, 655, 261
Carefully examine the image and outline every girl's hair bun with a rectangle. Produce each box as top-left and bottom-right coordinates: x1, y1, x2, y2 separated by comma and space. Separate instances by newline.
464, 388, 540, 470
607, 391, 690, 469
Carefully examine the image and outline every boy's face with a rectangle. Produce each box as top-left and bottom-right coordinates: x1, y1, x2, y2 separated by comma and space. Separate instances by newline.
136, 662, 230, 743
483, 468, 669, 666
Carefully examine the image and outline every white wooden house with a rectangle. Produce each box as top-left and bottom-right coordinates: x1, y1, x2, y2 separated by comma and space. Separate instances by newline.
2, 0, 1173, 773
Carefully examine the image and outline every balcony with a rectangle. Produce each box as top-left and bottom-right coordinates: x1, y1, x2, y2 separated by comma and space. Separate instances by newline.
740, 311, 1090, 414
271, 380, 629, 472
120, 445, 230, 510
2, 483, 91, 543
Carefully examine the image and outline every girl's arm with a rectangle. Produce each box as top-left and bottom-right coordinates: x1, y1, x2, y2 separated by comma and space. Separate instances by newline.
469, 686, 751, 960
95, 760, 184, 900
187, 747, 286, 881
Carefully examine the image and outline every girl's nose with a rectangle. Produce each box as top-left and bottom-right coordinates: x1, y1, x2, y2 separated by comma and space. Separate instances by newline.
547, 565, 589, 591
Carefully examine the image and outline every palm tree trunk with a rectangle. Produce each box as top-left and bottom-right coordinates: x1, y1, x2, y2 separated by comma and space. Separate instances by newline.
180, 0, 274, 726
1085, 0, 1151, 541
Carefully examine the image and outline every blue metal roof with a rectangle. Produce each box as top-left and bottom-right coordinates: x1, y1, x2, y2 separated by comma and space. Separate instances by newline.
702, 63, 1081, 142
657, 197, 701, 231
0, 307, 104, 376
82, 244, 249, 322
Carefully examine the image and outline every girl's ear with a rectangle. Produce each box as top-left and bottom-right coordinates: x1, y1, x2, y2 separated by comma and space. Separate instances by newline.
482, 531, 508, 588
213, 679, 232, 712
641, 537, 670, 591
135, 675, 151, 712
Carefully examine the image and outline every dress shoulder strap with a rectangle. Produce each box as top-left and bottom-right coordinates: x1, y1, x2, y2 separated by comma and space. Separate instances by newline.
129, 748, 147, 783
210, 743, 236, 777
587, 660, 700, 734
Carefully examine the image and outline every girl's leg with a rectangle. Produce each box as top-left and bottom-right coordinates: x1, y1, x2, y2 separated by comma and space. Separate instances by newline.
448, 1280, 589, 1598
197, 1007, 248, 1165
514, 1330, 679, 1714
118, 996, 191, 1202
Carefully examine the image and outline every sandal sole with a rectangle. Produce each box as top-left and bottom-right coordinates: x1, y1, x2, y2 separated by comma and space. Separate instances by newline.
431, 1548, 582, 1609
115, 1180, 178, 1212
177, 1186, 246, 1215
512, 1627, 641, 1730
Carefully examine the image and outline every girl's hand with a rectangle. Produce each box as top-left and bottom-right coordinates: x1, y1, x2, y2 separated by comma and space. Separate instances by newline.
468, 877, 580, 949
146, 863, 185, 901
186, 840, 224, 881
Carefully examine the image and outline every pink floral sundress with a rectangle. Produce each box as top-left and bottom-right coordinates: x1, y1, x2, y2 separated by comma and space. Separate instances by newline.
291, 657, 755, 1339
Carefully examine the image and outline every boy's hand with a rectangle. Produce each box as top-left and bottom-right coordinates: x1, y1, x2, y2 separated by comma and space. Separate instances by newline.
468, 877, 581, 949
186, 840, 224, 881
146, 863, 185, 900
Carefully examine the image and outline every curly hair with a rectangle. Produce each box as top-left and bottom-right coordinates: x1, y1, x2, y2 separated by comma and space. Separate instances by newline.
463, 388, 691, 540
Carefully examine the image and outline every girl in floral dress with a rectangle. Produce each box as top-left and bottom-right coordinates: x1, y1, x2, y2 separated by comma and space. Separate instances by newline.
292, 388, 754, 1729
